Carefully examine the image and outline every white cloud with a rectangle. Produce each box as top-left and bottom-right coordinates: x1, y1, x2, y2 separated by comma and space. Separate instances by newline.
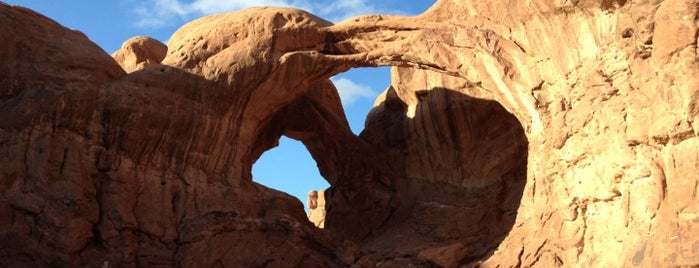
131, 0, 382, 28
188, 0, 303, 15
312, 0, 378, 21
331, 77, 375, 106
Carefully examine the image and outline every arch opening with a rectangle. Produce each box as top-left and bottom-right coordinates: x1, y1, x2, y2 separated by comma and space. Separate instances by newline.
251, 136, 330, 213
250, 66, 390, 228
324, 67, 529, 265
331, 66, 392, 135
249, 63, 528, 264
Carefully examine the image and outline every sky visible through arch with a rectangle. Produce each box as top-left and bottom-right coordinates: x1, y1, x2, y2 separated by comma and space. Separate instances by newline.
4, 0, 436, 210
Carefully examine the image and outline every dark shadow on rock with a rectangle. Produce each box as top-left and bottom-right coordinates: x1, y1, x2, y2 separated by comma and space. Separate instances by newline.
325, 86, 528, 264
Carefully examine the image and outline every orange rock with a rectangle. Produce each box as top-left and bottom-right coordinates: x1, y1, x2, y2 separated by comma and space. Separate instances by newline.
307, 189, 327, 228
1, 0, 698, 267
111, 36, 167, 73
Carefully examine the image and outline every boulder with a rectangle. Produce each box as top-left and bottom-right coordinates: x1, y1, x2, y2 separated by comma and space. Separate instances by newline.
112, 36, 167, 73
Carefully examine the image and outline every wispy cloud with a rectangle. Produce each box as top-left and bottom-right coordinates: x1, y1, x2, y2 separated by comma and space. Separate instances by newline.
331, 77, 376, 106
132, 0, 382, 28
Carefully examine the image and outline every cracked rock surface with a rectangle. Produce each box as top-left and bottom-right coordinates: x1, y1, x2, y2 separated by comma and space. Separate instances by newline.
1, 0, 698, 267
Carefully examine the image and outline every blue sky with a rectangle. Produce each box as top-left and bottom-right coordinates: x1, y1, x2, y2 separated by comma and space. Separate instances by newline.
5, 0, 436, 210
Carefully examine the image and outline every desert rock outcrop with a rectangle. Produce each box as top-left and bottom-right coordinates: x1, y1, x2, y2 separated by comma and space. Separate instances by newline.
0, 0, 697, 267
307, 190, 327, 228
112, 36, 167, 73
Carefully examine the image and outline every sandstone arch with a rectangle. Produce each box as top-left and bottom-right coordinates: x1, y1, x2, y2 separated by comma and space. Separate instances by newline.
1, 0, 698, 267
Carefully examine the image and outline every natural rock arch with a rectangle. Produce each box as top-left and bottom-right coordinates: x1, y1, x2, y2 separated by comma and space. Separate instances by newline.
1, 0, 698, 267
157, 8, 536, 265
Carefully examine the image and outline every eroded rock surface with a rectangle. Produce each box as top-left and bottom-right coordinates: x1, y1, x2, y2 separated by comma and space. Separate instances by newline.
0, 0, 697, 267
307, 189, 327, 228
112, 36, 167, 73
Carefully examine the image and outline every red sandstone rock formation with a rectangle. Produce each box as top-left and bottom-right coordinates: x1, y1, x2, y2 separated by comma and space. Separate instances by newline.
112, 36, 167, 73
0, 0, 697, 267
307, 190, 327, 228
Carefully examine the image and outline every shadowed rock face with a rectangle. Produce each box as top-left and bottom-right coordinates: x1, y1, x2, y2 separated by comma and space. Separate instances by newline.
340, 68, 528, 264
1, 1, 698, 267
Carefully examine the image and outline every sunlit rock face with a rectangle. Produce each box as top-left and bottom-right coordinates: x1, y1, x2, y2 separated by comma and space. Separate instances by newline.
307, 189, 327, 228
1, 0, 697, 267
112, 36, 167, 73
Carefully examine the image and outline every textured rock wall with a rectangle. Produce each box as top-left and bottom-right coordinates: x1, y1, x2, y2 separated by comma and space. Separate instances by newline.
431, 1, 699, 266
0, 5, 126, 267
0, 0, 697, 267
